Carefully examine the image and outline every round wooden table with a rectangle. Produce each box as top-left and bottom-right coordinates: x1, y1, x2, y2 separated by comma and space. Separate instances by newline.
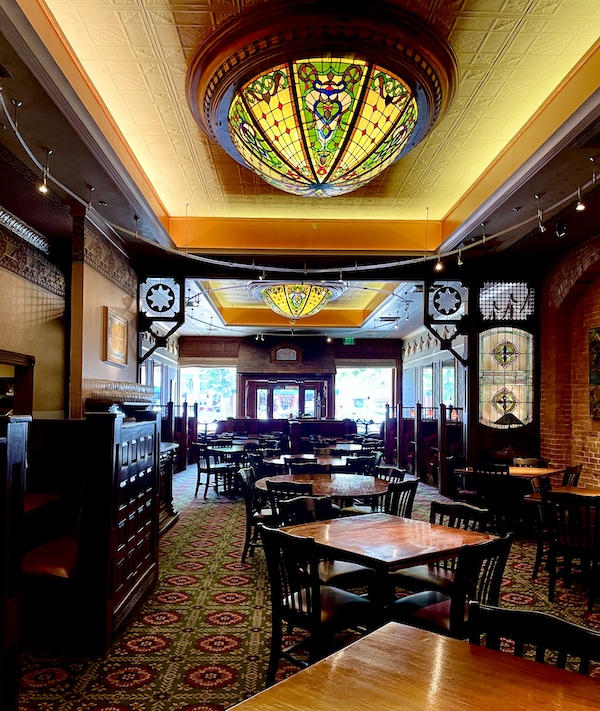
255, 472, 390, 498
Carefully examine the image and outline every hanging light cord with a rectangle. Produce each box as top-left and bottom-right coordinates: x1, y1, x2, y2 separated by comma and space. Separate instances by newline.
0, 85, 596, 277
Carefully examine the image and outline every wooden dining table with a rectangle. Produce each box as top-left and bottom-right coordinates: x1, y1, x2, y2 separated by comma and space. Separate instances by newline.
550, 485, 600, 497
228, 621, 600, 710
455, 465, 564, 480
254, 472, 391, 499
281, 511, 495, 573
263, 453, 349, 468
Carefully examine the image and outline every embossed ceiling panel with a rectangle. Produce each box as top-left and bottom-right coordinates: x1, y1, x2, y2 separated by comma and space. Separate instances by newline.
42, 0, 600, 220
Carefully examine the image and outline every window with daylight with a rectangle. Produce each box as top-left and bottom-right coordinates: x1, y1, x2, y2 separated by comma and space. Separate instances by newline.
335, 367, 393, 425
478, 327, 534, 429
180, 367, 236, 421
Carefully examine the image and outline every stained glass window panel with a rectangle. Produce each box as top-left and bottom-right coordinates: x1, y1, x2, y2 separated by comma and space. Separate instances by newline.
479, 327, 534, 428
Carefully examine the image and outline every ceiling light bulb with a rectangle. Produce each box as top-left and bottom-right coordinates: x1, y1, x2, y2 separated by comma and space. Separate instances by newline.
394, 321, 399, 330
326, 335, 332, 343
457, 250, 463, 266
434, 258, 443, 272
38, 177, 48, 194
575, 186, 585, 211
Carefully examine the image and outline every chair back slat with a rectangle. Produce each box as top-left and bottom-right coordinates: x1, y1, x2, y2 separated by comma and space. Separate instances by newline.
450, 535, 513, 635
260, 526, 321, 626
266, 480, 314, 523
469, 601, 600, 674
383, 479, 419, 518
279, 496, 335, 526
561, 464, 583, 487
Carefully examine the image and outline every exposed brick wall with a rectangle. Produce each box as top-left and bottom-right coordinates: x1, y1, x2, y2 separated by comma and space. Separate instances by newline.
540, 233, 600, 487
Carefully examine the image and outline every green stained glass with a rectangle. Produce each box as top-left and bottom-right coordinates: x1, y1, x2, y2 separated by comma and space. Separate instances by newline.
227, 57, 419, 197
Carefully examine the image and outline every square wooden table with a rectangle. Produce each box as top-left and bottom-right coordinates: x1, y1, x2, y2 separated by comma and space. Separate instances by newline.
455, 465, 564, 481
229, 622, 600, 710
281, 512, 495, 573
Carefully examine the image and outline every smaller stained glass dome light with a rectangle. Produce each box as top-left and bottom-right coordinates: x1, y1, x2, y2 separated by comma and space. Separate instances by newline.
250, 282, 345, 323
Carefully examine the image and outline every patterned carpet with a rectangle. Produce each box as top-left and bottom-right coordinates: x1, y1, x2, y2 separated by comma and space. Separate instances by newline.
18, 466, 600, 710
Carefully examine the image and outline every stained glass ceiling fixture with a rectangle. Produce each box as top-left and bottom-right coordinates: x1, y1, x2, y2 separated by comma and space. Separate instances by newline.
250, 282, 346, 323
186, 0, 457, 197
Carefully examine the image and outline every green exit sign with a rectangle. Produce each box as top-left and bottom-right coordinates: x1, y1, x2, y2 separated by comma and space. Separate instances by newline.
343, 337, 355, 345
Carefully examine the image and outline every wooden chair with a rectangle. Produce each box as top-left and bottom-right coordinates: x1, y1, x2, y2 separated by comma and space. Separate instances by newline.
522, 475, 553, 578
339, 468, 408, 516
260, 525, 376, 686
376, 466, 408, 483
193, 443, 237, 498
288, 461, 330, 475
389, 534, 513, 639
266, 480, 314, 525
382, 479, 419, 518
562, 464, 583, 487
468, 601, 600, 673
390, 501, 489, 594
278, 495, 376, 591
237, 467, 277, 562
344, 455, 377, 475
544, 490, 600, 610
470, 462, 514, 533
513, 457, 547, 467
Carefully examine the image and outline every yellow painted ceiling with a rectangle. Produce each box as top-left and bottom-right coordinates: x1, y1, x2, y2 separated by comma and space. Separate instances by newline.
32, 0, 600, 236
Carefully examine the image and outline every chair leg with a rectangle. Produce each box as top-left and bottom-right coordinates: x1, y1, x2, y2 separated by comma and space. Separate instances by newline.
547, 546, 557, 602
266, 624, 283, 687
203, 470, 212, 499
532, 535, 545, 579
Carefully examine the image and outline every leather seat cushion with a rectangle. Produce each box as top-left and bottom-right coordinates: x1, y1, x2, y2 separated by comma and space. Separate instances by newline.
22, 534, 79, 579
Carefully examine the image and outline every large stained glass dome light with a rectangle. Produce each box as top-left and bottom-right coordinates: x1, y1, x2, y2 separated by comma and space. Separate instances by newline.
186, 0, 457, 198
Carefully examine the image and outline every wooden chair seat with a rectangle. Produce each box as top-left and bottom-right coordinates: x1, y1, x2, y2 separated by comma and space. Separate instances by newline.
317, 559, 376, 589
393, 591, 462, 634
391, 564, 456, 594
389, 534, 513, 639
392, 501, 489, 595
286, 584, 374, 625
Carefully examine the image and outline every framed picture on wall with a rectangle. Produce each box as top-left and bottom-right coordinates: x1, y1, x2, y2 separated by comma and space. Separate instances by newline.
589, 326, 600, 418
104, 307, 128, 366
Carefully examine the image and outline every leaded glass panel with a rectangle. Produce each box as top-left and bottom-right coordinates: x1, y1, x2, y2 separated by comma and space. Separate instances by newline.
479, 327, 534, 428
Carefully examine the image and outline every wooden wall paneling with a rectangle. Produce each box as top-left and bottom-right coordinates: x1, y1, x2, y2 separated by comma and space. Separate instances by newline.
0, 416, 30, 711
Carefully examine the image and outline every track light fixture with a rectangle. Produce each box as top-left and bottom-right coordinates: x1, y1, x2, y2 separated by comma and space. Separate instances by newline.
535, 194, 546, 233
555, 221, 567, 239
326, 334, 332, 343
481, 222, 487, 243
457, 249, 463, 266
575, 186, 585, 212
591, 156, 597, 184
38, 148, 52, 193
11, 99, 22, 129
434, 256, 443, 272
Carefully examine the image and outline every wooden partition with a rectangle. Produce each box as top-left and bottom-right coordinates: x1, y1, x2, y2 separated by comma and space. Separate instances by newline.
0, 416, 30, 711
289, 419, 357, 452
25, 411, 160, 654
395, 404, 464, 491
